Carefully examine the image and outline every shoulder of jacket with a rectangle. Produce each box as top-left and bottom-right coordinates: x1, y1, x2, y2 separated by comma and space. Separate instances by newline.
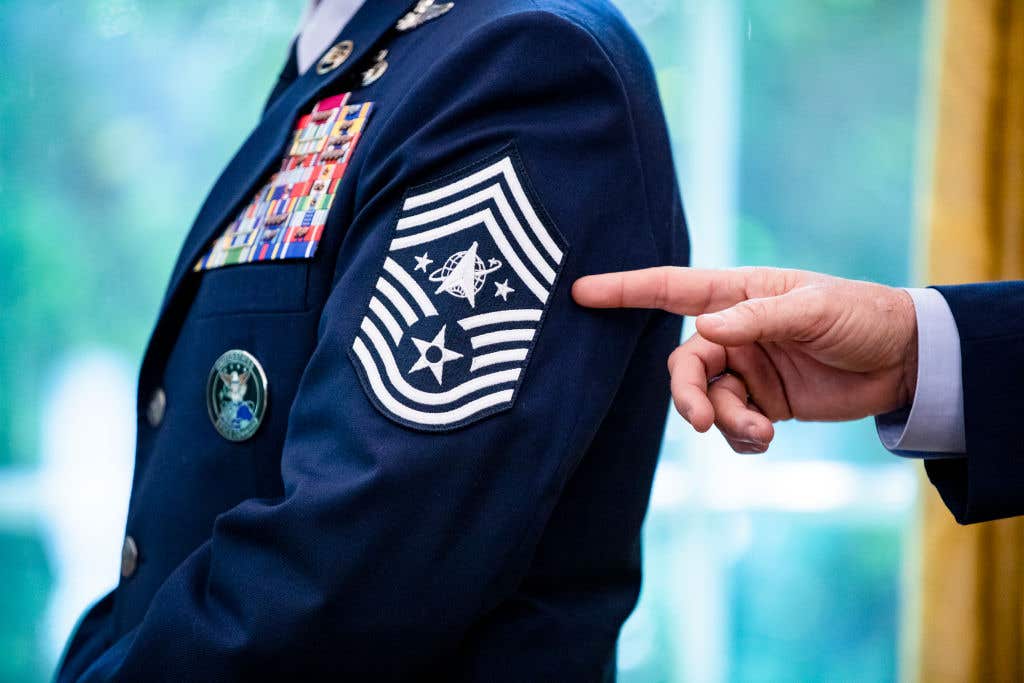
437, 0, 649, 76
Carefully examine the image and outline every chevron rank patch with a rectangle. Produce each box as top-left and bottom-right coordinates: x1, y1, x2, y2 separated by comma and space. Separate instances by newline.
349, 146, 567, 431
194, 94, 373, 271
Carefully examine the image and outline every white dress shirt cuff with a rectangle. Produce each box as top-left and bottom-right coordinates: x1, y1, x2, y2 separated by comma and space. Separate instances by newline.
876, 287, 966, 456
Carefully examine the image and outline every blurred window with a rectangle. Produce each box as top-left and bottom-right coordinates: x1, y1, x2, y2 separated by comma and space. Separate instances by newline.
617, 1, 924, 681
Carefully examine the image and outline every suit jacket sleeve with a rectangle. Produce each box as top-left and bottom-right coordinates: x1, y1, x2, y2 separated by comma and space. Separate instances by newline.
924, 281, 1024, 524
75, 12, 684, 681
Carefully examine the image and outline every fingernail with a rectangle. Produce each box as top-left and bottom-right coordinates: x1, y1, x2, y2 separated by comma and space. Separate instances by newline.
745, 428, 770, 448
741, 427, 768, 452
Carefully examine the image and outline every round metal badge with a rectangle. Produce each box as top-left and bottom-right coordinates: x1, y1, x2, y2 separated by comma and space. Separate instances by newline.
207, 349, 268, 442
316, 40, 354, 75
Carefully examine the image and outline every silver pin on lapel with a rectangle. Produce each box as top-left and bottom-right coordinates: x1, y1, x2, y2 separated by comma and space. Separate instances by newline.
361, 50, 389, 86
316, 40, 354, 75
396, 0, 454, 32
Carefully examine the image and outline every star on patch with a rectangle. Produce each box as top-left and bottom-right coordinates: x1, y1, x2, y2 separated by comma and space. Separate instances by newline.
413, 252, 433, 272
494, 279, 514, 301
408, 325, 463, 385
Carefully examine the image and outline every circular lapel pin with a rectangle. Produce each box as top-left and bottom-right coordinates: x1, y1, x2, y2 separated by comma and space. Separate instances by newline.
207, 349, 268, 442
316, 40, 354, 75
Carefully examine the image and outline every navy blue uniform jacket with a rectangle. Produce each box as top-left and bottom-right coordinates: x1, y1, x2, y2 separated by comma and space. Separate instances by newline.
57, 0, 689, 680
920, 283, 1024, 525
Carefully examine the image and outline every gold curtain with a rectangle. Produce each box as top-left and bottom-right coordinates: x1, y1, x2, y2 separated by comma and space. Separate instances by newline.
918, 0, 1024, 680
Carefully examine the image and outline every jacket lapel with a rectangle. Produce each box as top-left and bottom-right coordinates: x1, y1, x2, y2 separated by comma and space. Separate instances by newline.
159, 0, 414, 314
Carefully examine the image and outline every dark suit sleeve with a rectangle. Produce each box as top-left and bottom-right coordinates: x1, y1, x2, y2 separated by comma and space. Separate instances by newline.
924, 281, 1024, 524
74, 12, 683, 681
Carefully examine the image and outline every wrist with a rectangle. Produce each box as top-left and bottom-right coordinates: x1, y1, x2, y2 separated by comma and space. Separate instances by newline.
897, 288, 919, 406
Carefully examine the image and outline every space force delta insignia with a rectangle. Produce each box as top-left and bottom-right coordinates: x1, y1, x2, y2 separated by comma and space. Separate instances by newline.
349, 145, 567, 431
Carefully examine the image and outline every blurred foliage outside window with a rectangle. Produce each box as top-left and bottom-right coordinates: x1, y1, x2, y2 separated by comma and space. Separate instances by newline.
0, 1, 924, 681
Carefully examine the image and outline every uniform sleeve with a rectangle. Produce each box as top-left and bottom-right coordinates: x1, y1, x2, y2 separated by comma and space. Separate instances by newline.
924, 282, 1024, 524
77, 12, 680, 681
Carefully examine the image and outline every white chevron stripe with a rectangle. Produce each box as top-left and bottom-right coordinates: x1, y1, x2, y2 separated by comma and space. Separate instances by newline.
398, 185, 496, 230
489, 185, 557, 282
353, 338, 514, 426
397, 183, 556, 284
403, 156, 563, 264
390, 209, 549, 303
389, 210, 488, 252
368, 297, 403, 345
383, 257, 438, 317
404, 158, 509, 209
375, 278, 418, 326
470, 348, 529, 372
458, 309, 543, 330
470, 329, 536, 349
360, 318, 520, 406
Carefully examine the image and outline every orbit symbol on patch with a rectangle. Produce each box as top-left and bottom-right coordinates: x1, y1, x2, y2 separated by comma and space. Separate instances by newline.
428, 241, 502, 308
207, 349, 268, 442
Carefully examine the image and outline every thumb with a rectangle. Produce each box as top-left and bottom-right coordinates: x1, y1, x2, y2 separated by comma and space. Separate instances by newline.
695, 288, 828, 347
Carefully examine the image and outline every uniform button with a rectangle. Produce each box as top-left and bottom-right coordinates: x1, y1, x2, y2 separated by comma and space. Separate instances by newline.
146, 388, 166, 427
121, 535, 139, 578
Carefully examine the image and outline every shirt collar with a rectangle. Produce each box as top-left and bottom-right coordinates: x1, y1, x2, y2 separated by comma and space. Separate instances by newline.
296, 0, 368, 74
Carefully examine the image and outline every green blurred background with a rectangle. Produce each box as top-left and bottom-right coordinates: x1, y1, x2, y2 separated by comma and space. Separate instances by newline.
0, 0, 927, 680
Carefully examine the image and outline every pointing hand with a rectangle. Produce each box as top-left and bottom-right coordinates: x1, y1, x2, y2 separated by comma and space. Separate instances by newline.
572, 267, 918, 453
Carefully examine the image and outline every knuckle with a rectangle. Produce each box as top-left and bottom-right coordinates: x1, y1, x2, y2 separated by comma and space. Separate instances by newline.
718, 373, 747, 395
753, 268, 775, 296
805, 287, 830, 316
740, 299, 769, 329
652, 268, 671, 311
781, 268, 806, 292
799, 286, 834, 337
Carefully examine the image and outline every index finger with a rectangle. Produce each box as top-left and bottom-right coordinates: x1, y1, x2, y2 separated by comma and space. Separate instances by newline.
572, 266, 753, 315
